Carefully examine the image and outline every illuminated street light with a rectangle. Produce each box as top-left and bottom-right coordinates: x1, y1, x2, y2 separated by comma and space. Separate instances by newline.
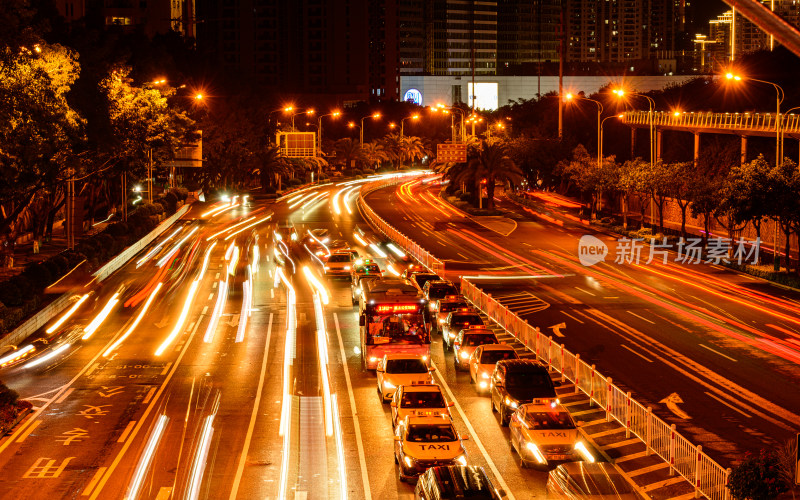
564, 93, 604, 170
400, 114, 420, 137
291, 108, 315, 130
613, 88, 655, 168
360, 112, 381, 144
318, 110, 341, 157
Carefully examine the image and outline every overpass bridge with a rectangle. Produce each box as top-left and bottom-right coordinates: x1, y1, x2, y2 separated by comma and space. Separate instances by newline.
619, 110, 800, 164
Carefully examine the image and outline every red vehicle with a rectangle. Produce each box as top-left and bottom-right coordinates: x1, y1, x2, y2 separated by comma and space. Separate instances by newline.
358, 278, 431, 370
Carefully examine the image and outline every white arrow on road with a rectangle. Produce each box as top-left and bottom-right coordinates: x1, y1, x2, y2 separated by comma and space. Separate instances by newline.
660, 392, 691, 419
548, 322, 566, 337
228, 313, 240, 328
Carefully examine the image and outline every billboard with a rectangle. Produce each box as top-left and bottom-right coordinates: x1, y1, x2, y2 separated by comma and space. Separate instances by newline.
468, 82, 498, 111
437, 143, 467, 163
165, 130, 203, 168
403, 88, 422, 105
277, 132, 317, 158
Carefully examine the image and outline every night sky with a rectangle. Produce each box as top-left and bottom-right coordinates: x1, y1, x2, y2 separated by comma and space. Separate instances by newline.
696, 0, 730, 25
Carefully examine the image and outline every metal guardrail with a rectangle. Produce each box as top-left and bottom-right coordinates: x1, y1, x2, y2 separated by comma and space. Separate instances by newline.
623, 110, 800, 135
1, 204, 192, 350
358, 174, 446, 277
459, 278, 732, 500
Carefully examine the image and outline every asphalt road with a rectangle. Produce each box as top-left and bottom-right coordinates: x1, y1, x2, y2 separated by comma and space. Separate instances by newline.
365, 178, 800, 467
1, 177, 583, 500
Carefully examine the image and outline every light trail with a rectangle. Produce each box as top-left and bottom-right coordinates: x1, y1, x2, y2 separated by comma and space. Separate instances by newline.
45, 294, 89, 334
0, 344, 35, 367
332, 187, 345, 215
301, 191, 329, 210
331, 393, 348, 499
201, 203, 230, 218
205, 216, 256, 241
287, 191, 318, 209
303, 266, 329, 305
197, 241, 217, 281
155, 279, 199, 356
252, 243, 260, 275
223, 214, 272, 241
354, 233, 368, 247
386, 243, 406, 258
82, 293, 120, 340
369, 243, 388, 258
125, 414, 169, 500
206, 202, 240, 218
236, 273, 251, 343
204, 278, 228, 343
136, 227, 182, 267
307, 229, 331, 256
227, 245, 240, 275
103, 283, 163, 357
156, 226, 199, 268
386, 264, 400, 276
186, 413, 216, 500
313, 291, 333, 436
277, 265, 297, 500
24, 343, 71, 369
343, 186, 357, 214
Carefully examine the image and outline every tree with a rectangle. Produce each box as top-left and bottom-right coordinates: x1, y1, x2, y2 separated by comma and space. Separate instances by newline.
252, 145, 293, 191
360, 142, 388, 170
619, 159, 652, 229
727, 450, 789, 500
718, 155, 772, 243
766, 158, 800, 272
334, 138, 363, 169
460, 139, 523, 210
667, 161, 699, 238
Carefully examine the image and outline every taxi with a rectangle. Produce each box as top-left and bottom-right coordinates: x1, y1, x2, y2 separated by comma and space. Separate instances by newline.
391, 384, 453, 428
324, 250, 356, 278
377, 354, 434, 403
394, 415, 469, 482
430, 295, 468, 334
350, 259, 382, 305
442, 309, 485, 349
509, 402, 594, 468
452, 328, 498, 371
468, 344, 519, 394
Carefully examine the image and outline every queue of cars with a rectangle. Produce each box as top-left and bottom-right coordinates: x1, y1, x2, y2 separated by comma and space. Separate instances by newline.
319, 238, 638, 498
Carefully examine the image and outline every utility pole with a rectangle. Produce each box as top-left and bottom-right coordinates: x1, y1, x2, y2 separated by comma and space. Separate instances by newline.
558, 3, 564, 141
66, 168, 75, 250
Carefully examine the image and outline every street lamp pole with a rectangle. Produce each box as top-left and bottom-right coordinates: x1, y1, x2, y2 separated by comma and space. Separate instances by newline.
565, 94, 604, 168
317, 111, 341, 156
400, 114, 420, 137
291, 109, 315, 131
613, 90, 655, 168
360, 112, 381, 144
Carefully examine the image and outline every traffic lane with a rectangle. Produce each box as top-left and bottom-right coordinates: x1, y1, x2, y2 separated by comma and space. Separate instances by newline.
471, 278, 800, 463
326, 280, 548, 499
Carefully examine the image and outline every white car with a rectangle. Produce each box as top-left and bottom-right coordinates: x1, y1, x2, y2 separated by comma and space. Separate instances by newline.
376, 354, 434, 403
324, 251, 355, 278
469, 344, 519, 394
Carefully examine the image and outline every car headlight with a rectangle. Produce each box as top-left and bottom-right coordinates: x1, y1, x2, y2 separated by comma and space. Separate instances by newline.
422, 355, 428, 361
574, 441, 595, 463
526, 442, 547, 464
383, 380, 396, 390
449, 332, 455, 339
454, 454, 467, 466
438, 318, 445, 324
481, 372, 490, 380
403, 455, 415, 468
479, 381, 488, 389
369, 357, 378, 362
504, 397, 518, 409
344, 265, 350, 270
459, 351, 468, 360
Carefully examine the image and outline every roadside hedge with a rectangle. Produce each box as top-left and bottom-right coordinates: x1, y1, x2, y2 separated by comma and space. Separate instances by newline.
0, 189, 188, 338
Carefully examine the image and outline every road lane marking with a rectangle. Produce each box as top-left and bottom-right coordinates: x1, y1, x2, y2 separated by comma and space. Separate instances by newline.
332, 313, 372, 500
16, 420, 41, 443
117, 421, 136, 443
704, 391, 751, 418
160, 362, 173, 375
627, 311, 656, 324
620, 344, 653, 363
85, 363, 100, 376
89, 310, 207, 500
142, 387, 157, 404
562, 311, 584, 324
574, 287, 595, 296
155, 487, 173, 499
208, 293, 214, 300
432, 366, 515, 500
699, 344, 737, 362
229, 313, 273, 500
54, 388, 75, 405
81, 466, 107, 496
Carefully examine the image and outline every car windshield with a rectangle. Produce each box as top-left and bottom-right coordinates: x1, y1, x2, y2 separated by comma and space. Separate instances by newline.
414, 275, 438, 288
386, 359, 428, 374
401, 391, 446, 408
463, 334, 497, 347
356, 264, 380, 273
328, 254, 350, 262
428, 285, 458, 299
451, 314, 483, 325
524, 411, 575, 430
506, 371, 552, 389
480, 350, 517, 364
406, 424, 457, 442
440, 302, 467, 313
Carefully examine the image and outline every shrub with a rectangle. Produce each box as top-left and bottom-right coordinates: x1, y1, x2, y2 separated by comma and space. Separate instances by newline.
0, 281, 22, 307
162, 192, 179, 213
151, 203, 164, 215
42, 259, 60, 280
107, 222, 128, 238
727, 450, 789, 500
263, 185, 277, 195
361, 168, 375, 175
50, 255, 69, 275
0, 383, 19, 413
9, 275, 34, 299
22, 263, 52, 291
286, 178, 303, 187
174, 187, 189, 201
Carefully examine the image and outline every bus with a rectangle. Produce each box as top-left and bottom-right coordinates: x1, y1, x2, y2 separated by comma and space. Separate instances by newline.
358, 278, 431, 370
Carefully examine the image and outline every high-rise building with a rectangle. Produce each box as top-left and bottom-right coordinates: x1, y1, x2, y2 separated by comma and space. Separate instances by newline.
497, 0, 560, 74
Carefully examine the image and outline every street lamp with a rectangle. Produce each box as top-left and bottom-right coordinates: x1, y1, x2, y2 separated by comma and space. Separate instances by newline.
400, 114, 419, 137
291, 108, 315, 130
565, 93, 604, 169
432, 104, 467, 142
268, 105, 293, 127
388, 122, 397, 130
599, 114, 624, 172
318, 110, 341, 156
360, 112, 381, 144
613, 89, 656, 168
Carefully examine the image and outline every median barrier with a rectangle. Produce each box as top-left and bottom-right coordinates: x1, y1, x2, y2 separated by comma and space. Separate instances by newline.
460, 278, 732, 500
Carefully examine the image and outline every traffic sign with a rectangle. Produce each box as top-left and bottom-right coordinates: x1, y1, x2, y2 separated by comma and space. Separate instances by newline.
437, 143, 467, 163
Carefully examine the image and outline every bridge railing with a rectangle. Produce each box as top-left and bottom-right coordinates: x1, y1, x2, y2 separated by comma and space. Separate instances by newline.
358, 173, 446, 277
623, 110, 800, 134
460, 277, 733, 500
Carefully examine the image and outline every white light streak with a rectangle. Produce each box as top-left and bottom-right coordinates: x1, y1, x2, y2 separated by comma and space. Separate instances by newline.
223, 214, 272, 241
353, 233, 368, 246
82, 293, 120, 340
136, 227, 182, 267
369, 243, 388, 258
155, 279, 199, 356
46, 294, 89, 334
204, 279, 228, 343
126, 414, 169, 500
386, 243, 406, 258
156, 226, 199, 268
186, 414, 215, 500
0, 344, 35, 366
205, 216, 256, 241
103, 283, 163, 357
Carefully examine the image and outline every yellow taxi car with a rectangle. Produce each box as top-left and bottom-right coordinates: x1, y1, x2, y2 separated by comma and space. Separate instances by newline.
509, 402, 594, 468
394, 415, 469, 482
468, 344, 519, 394
377, 354, 434, 403
391, 384, 453, 428
430, 295, 468, 334
452, 328, 498, 371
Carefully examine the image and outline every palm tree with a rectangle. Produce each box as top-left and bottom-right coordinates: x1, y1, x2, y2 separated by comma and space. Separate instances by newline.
360, 141, 389, 170
334, 138, 364, 170
380, 133, 403, 169
252, 144, 292, 191
461, 139, 523, 210
401, 136, 427, 167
